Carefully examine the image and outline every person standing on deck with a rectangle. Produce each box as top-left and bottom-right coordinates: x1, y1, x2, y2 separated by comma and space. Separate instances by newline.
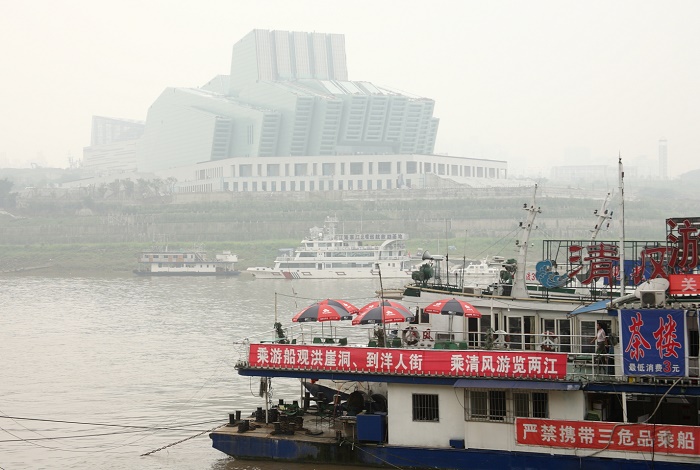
591, 322, 607, 355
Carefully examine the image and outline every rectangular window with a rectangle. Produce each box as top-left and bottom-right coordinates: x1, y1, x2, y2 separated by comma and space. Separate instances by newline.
466, 390, 548, 423
423, 162, 432, 173
412, 394, 439, 422
368, 162, 373, 175
294, 163, 308, 176
240, 164, 252, 177
407, 161, 417, 174
322, 162, 335, 176
350, 162, 363, 175
341, 162, 345, 175
267, 164, 280, 177
378, 162, 391, 174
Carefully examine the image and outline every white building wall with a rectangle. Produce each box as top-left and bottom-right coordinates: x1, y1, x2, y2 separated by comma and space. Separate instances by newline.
160, 153, 508, 193
387, 383, 464, 448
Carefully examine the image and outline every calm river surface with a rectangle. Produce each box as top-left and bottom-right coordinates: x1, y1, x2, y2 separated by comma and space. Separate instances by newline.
1, 274, 396, 470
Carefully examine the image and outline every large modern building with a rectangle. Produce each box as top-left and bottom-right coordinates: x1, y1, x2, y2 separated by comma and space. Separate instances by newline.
81, 29, 509, 192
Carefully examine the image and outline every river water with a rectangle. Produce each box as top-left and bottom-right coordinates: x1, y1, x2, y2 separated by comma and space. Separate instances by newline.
0, 274, 395, 470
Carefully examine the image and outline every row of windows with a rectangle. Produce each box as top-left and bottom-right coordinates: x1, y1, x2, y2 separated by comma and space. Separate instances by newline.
203, 161, 503, 180
220, 179, 412, 192
411, 391, 548, 423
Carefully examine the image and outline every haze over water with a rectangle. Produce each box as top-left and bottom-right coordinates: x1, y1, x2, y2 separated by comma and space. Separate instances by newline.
1, 275, 384, 470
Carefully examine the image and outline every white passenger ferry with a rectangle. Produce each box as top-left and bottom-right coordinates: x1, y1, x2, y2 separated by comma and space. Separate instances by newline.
134, 246, 239, 276
247, 216, 413, 280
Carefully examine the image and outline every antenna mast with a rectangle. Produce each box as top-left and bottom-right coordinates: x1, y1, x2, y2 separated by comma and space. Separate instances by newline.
618, 155, 626, 296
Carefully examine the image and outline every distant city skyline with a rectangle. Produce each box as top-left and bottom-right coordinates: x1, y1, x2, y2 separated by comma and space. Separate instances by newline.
2, 0, 698, 177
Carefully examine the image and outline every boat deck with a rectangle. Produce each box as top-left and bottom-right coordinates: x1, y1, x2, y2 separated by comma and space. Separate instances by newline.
212, 412, 355, 444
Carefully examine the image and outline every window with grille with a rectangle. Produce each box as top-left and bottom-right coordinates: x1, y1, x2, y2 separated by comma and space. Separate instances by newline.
412, 394, 439, 422
466, 390, 548, 422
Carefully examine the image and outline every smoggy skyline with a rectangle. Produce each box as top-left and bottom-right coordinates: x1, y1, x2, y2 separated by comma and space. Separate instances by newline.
2, 0, 698, 177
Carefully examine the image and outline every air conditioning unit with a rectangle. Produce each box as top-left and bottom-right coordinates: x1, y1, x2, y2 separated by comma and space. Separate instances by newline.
640, 291, 665, 308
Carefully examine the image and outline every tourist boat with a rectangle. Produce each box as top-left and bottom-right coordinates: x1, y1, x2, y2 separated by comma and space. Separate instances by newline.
246, 216, 413, 280
133, 246, 239, 276
448, 255, 510, 287
209, 177, 700, 468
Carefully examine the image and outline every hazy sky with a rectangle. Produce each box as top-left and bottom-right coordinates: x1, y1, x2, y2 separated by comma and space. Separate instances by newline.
2, 0, 699, 177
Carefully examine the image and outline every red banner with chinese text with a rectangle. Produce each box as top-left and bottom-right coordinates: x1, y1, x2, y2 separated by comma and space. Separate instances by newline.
248, 344, 567, 379
516, 418, 699, 456
669, 273, 700, 295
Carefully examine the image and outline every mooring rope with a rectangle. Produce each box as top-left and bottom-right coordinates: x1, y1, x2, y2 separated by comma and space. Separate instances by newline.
140, 423, 224, 456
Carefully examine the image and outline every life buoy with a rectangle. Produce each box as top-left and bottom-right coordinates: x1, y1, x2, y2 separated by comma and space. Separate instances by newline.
402, 327, 419, 346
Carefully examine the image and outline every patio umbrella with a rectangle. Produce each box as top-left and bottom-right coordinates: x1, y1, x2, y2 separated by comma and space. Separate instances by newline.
292, 301, 354, 323
423, 298, 482, 336
320, 298, 360, 315
358, 300, 413, 316
423, 298, 482, 318
352, 302, 415, 325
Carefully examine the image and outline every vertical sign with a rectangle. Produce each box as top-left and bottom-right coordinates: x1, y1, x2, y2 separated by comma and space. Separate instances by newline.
619, 309, 686, 377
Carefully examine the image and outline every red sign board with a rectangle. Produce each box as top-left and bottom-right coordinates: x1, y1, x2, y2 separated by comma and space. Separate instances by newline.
248, 344, 567, 379
517, 418, 700, 456
668, 273, 700, 295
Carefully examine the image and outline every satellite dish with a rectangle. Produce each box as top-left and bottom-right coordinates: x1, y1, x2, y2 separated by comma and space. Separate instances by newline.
422, 250, 433, 260
634, 278, 670, 298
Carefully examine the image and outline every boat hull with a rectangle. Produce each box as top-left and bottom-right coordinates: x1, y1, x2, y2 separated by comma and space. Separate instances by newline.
246, 267, 411, 280
133, 270, 240, 276
210, 431, 693, 470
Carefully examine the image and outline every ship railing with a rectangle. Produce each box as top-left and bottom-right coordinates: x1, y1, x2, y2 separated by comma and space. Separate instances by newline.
238, 325, 700, 385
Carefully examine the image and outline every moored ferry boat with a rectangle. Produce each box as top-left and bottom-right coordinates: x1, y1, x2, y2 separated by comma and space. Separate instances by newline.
134, 246, 239, 276
210, 180, 700, 469
210, 289, 700, 469
247, 216, 413, 280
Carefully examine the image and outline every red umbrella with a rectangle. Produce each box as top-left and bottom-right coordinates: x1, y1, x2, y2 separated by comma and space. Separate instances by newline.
320, 298, 359, 315
352, 302, 415, 325
358, 300, 413, 316
423, 298, 482, 318
292, 301, 353, 323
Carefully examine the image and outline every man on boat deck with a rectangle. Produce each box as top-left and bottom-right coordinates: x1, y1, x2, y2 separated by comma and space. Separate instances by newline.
591, 322, 607, 355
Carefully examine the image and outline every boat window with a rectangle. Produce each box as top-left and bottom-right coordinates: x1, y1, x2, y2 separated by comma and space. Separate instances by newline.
514, 392, 548, 418
468, 390, 505, 421
466, 390, 547, 423
411, 393, 439, 422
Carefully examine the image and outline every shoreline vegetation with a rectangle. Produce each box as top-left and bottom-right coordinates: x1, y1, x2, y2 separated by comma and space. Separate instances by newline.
2, 183, 697, 277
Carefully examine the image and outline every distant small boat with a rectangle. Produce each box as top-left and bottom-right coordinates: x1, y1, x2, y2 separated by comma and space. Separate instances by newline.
134, 246, 240, 276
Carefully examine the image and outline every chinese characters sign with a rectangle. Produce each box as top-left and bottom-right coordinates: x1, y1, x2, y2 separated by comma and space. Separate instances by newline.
619, 309, 686, 377
517, 418, 699, 456
669, 273, 700, 295
248, 344, 567, 379
537, 217, 700, 289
